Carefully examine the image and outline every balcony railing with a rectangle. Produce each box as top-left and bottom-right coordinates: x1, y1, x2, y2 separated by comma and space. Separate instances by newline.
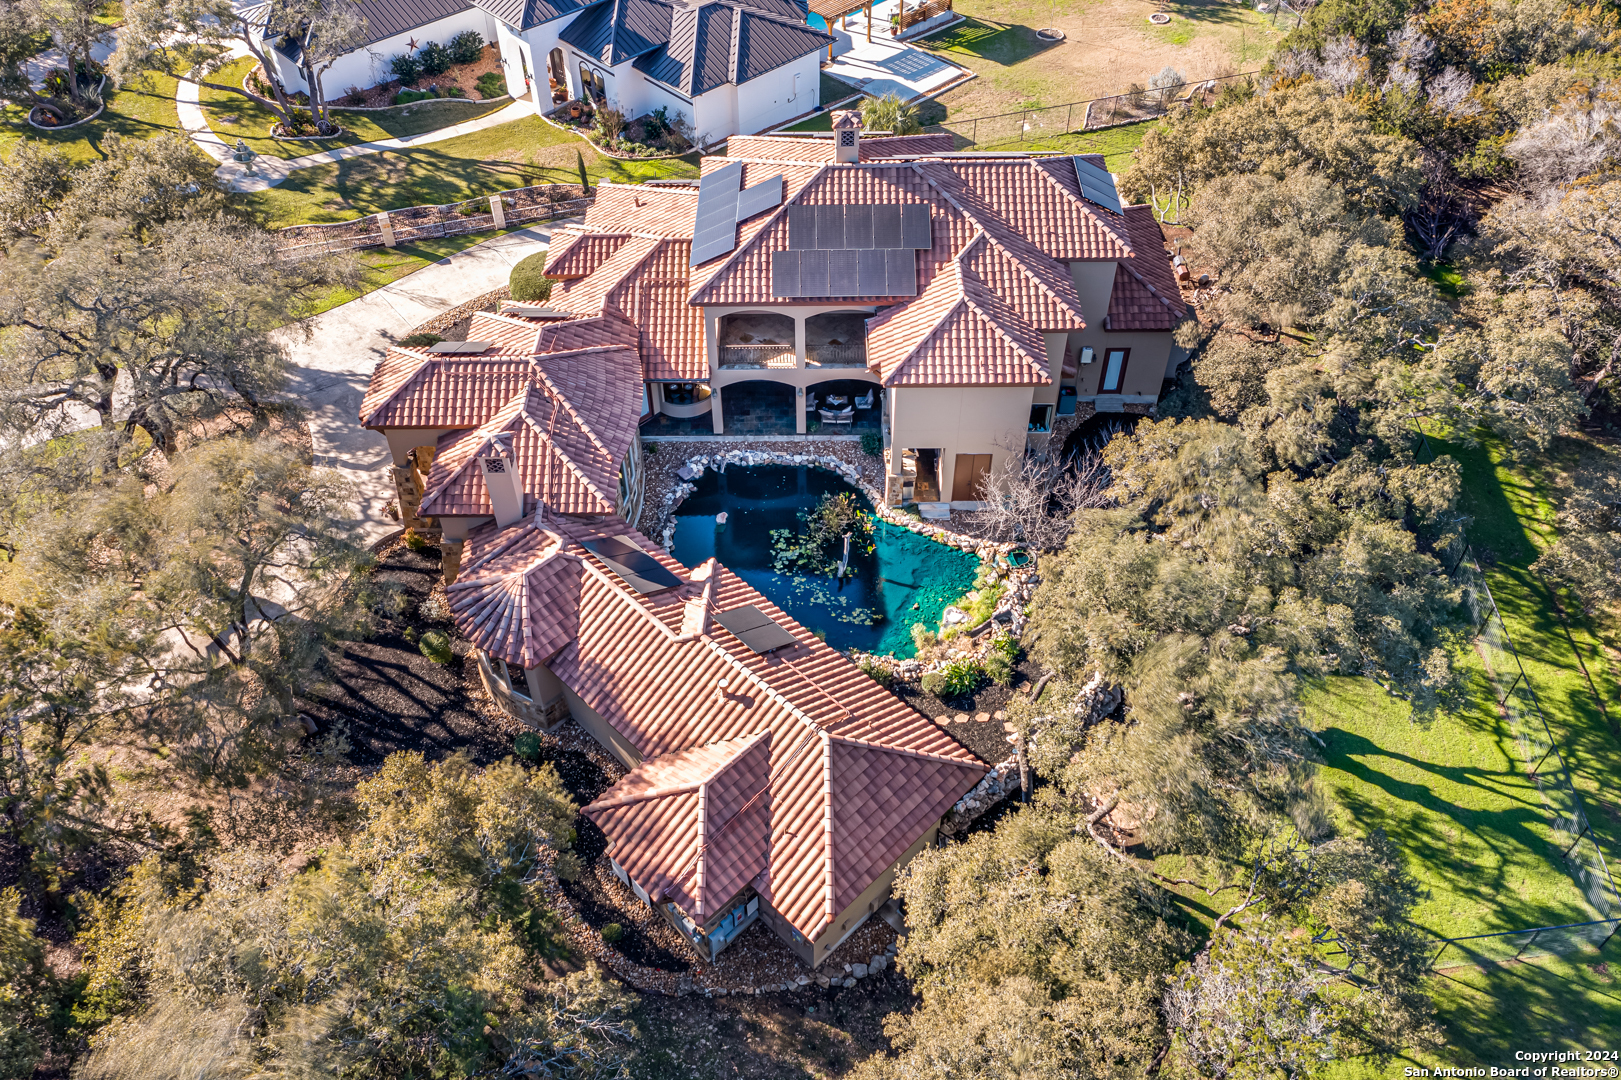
805, 344, 867, 368
719, 343, 796, 369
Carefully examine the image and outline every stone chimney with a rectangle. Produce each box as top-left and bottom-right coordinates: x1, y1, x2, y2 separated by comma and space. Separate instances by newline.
832, 109, 861, 163
477, 432, 525, 529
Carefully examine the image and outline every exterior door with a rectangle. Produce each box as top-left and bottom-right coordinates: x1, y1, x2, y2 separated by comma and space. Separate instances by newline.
951, 453, 991, 502
1100, 348, 1129, 393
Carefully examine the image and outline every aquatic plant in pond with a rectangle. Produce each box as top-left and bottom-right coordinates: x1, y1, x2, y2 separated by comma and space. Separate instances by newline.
770, 491, 874, 575
669, 465, 979, 657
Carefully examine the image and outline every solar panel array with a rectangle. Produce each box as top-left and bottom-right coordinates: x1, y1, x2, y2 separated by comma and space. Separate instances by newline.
689, 162, 785, 267
1072, 157, 1123, 214
502, 303, 573, 319
713, 605, 800, 655
579, 535, 684, 595
771, 203, 931, 298
429, 340, 495, 354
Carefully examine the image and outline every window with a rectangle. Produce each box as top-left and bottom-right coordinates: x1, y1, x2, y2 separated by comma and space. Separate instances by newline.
1100, 348, 1129, 393
1028, 404, 1054, 433
579, 62, 606, 101
664, 382, 701, 406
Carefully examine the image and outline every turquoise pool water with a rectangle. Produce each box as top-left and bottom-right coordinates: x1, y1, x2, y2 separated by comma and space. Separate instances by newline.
808, 12, 827, 29
669, 465, 979, 657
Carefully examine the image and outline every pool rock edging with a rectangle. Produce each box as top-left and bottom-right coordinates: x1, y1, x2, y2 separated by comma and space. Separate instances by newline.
654, 449, 1040, 681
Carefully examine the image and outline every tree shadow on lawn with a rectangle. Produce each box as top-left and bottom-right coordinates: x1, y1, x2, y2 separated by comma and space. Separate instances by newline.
921, 18, 1060, 66
1429, 952, 1621, 1065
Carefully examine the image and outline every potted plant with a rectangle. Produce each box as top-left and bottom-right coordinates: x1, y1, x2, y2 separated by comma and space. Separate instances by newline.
569, 100, 583, 118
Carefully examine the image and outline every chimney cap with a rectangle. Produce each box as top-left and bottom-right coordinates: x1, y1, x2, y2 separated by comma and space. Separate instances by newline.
831, 109, 861, 130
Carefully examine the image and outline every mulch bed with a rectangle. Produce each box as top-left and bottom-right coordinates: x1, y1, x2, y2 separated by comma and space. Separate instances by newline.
252, 45, 508, 113
892, 656, 1045, 765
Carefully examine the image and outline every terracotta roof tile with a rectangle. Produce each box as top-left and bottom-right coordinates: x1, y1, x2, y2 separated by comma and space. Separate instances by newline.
544, 230, 633, 279
1108, 204, 1187, 330
581, 183, 700, 239
446, 525, 584, 667
359, 352, 536, 429
582, 730, 772, 919
452, 515, 983, 940
723, 133, 957, 162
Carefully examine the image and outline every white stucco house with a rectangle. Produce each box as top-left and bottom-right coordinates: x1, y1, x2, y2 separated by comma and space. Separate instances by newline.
261, 0, 833, 141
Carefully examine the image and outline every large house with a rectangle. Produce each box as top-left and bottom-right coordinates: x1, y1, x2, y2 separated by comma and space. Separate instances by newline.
356, 122, 1185, 967
260, 0, 833, 142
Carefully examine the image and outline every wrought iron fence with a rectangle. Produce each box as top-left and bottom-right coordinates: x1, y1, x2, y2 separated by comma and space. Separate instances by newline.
1429, 919, 1620, 967
275, 184, 593, 258
938, 70, 1263, 149
806, 344, 866, 367
718, 343, 797, 368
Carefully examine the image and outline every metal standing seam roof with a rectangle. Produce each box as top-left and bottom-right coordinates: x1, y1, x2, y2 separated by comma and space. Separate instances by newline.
345, 0, 477, 49
634, 1, 832, 97
449, 514, 984, 940
559, 0, 676, 66
466, 0, 600, 30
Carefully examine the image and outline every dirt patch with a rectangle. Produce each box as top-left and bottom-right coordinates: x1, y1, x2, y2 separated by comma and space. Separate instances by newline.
922, 0, 1289, 122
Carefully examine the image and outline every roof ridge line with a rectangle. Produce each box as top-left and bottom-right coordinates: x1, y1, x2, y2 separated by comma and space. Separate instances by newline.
959, 275, 1050, 366
531, 365, 619, 471
582, 780, 703, 813
978, 226, 1088, 326
519, 404, 619, 507
357, 351, 432, 427
701, 636, 824, 735
418, 389, 531, 511
825, 731, 985, 770
1035, 156, 1136, 254
1120, 259, 1179, 313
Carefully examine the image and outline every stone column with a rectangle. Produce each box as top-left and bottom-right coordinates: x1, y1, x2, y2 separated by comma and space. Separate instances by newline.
710, 385, 725, 434
795, 385, 807, 434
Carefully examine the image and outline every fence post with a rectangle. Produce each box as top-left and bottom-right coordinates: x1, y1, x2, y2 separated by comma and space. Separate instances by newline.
1561, 822, 1591, 860
1429, 938, 1452, 968
1512, 927, 1542, 960
489, 194, 506, 229
1066, 103, 1073, 132
378, 210, 396, 249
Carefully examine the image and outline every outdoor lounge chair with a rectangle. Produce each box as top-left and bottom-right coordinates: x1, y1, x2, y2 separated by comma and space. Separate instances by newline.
805, 393, 818, 413
819, 407, 855, 425
854, 391, 874, 410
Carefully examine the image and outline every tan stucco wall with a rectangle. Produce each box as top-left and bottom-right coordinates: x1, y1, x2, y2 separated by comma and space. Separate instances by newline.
382, 428, 456, 467
889, 385, 1035, 499
1066, 329, 1174, 398
810, 822, 940, 967
555, 681, 644, 768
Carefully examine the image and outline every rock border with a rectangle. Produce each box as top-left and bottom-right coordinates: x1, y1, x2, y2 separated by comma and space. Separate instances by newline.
26, 76, 107, 130
652, 448, 1041, 678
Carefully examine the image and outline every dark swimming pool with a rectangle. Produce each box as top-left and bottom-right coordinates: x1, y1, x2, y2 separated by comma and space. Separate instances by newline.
668, 465, 979, 657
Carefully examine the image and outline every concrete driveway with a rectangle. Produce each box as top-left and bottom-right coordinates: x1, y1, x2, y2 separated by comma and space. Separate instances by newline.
278, 224, 567, 544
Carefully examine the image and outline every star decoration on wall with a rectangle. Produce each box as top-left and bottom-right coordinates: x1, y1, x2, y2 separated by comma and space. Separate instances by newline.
407, 37, 420, 51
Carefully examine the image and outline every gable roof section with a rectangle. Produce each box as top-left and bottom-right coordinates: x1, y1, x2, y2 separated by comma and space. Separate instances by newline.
582, 730, 772, 919
560, 0, 675, 65
923, 158, 1136, 262
864, 256, 1053, 387
723, 133, 957, 162
358, 352, 536, 429
1107, 204, 1187, 330
448, 514, 983, 940
583, 183, 701, 239
635, 2, 831, 96
467, 0, 597, 30
544, 230, 632, 279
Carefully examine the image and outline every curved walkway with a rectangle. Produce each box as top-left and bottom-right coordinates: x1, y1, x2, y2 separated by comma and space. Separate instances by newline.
277, 223, 567, 542
177, 77, 535, 192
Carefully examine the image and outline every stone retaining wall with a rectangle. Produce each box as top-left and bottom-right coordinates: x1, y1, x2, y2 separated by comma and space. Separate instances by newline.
407, 285, 510, 337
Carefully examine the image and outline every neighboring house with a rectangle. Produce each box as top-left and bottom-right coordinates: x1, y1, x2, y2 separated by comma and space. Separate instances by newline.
356, 121, 1189, 967
261, 0, 832, 142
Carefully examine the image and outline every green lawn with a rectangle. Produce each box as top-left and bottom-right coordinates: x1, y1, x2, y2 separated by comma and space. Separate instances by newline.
1, 70, 180, 164
199, 57, 510, 159
974, 118, 1157, 170
245, 115, 698, 226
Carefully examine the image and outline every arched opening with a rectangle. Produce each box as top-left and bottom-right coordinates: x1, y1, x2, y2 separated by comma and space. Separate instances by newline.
805, 311, 868, 368
718, 380, 797, 436
547, 48, 567, 103
718, 312, 796, 369
806, 378, 880, 432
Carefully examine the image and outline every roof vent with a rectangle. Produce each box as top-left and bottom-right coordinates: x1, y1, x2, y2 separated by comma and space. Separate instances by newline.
713, 605, 799, 655
429, 340, 496, 355
579, 535, 684, 595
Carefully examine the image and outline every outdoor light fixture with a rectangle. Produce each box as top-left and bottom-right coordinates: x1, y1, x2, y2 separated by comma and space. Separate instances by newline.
1080, 346, 1095, 364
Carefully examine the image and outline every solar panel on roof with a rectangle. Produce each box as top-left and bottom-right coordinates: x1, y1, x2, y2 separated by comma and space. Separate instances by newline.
579, 535, 684, 595
845, 204, 873, 249
714, 605, 799, 654
815, 205, 845, 249
428, 340, 495, 354
900, 204, 932, 249
1072, 156, 1123, 214
800, 248, 829, 297
502, 304, 572, 319
829, 247, 858, 287
688, 161, 745, 267
787, 205, 817, 250
735, 174, 784, 222
857, 248, 887, 295
772, 249, 800, 296
884, 247, 916, 296
872, 205, 902, 248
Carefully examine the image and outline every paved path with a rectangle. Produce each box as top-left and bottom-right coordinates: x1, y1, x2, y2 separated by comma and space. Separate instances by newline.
201, 97, 536, 192
278, 224, 565, 543
819, 16, 973, 103
22, 35, 116, 90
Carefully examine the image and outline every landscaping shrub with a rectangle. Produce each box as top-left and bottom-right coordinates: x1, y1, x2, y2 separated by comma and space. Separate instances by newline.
601, 923, 624, 943
403, 527, 430, 549
419, 629, 454, 664
984, 650, 1014, 687
643, 441, 659, 456
991, 631, 1020, 663
400, 332, 442, 347
855, 654, 894, 688
439, 84, 465, 99
594, 106, 626, 142
449, 29, 484, 65
860, 91, 921, 135
420, 41, 452, 77
514, 731, 541, 761
921, 656, 985, 699
393, 87, 433, 105
510, 252, 555, 302
389, 52, 423, 83
860, 431, 883, 457
476, 71, 506, 99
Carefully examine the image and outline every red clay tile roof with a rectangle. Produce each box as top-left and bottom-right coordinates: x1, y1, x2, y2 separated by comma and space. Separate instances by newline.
723, 133, 957, 162
865, 255, 1054, 387
549, 237, 709, 381
1108, 205, 1187, 331
581, 729, 772, 920
544, 230, 633, 279
451, 514, 984, 940
359, 352, 536, 429
447, 526, 584, 668
416, 345, 642, 519
581, 182, 700, 239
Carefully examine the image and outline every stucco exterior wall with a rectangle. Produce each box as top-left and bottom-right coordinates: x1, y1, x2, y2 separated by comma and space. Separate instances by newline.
737, 51, 818, 135
383, 428, 454, 467
555, 681, 644, 768
270, 9, 498, 95
889, 384, 1036, 501
808, 822, 939, 967
1067, 329, 1172, 399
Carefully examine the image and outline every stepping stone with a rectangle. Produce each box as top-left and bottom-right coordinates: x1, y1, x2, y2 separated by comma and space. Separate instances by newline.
935, 715, 952, 725
994, 710, 1006, 720
975, 712, 990, 722
955, 713, 970, 724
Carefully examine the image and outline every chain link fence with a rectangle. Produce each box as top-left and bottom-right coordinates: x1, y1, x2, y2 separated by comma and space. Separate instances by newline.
937, 70, 1262, 149
275, 184, 594, 258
